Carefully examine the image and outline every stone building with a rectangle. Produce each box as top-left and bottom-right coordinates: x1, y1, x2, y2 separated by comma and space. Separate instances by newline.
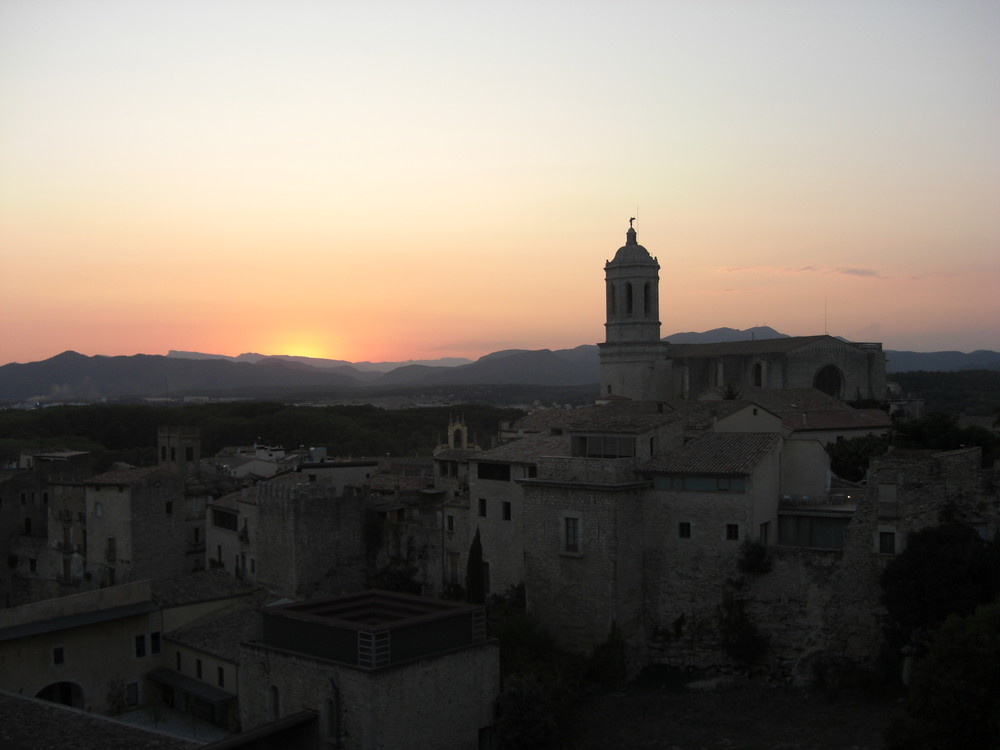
433, 418, 480, 594
0, 571, 256, 716
208, 467, 369, 598
85, 467, 190, 587
599, 224, 887, 402
1, 450, 91, 606
238, 589, 499, 750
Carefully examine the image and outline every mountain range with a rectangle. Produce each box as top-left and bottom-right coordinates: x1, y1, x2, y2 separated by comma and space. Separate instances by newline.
2, 327, 998, 403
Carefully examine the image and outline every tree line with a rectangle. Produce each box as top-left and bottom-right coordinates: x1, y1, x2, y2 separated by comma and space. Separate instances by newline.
0, 402, 525, 471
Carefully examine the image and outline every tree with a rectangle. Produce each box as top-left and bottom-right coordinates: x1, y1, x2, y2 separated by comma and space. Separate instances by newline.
494, 674, 559, 750
465, 528, 485, 605
825, 434, 888, 482
881, 524, 1000, 652
105, 676, 127, 716
884, 599, 1000, 750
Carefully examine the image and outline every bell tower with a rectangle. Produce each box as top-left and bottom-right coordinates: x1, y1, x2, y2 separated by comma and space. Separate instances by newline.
598, 221, 668, 400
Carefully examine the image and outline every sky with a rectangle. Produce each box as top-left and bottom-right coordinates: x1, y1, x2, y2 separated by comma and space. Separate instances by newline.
1, 0, 998, 365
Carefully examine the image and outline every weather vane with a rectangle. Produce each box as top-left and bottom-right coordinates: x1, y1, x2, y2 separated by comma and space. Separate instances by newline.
629, 216, 636, 228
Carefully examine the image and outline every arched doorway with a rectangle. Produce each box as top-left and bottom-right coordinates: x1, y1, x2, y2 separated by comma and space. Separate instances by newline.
36, 681, 85, 708
813, 365, 844, 398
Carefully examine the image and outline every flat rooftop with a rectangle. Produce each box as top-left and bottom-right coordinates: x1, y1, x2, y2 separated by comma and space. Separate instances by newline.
273, 589, 477, 630
258, 590, 489, 669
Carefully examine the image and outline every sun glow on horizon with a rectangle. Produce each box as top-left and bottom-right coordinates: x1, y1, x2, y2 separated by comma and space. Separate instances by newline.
1, 2, 998, 365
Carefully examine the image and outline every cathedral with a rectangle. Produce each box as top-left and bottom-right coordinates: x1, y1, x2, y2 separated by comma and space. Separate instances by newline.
598, 223, 887, 402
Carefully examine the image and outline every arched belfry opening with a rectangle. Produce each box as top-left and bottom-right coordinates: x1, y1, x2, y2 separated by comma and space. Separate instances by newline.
447, 417, 469, 450
813, 365, 844, 398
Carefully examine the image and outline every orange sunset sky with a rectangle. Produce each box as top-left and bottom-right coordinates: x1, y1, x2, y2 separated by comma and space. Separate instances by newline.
1, 1, 998, 366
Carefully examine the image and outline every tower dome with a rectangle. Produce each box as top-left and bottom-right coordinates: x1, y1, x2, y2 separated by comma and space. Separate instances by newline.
611, 226, 657, 266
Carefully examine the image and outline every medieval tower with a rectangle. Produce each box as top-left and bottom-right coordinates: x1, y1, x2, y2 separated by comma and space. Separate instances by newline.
598, 222, 669, 400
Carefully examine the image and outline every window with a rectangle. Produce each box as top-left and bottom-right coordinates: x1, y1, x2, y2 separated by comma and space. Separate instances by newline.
571, 434, 637, 459
212, 509, 238, 531
165, 501, 173, 515
126, 682, 139, 707
217, 666, 225, 687
759, 522, 770, 546
135, 634, 146, 657
678, 522, 691, 539
726, 524, 740, 541
28, 558, 36, 573
185, 446, 194, 461
170, 447, 176, 461
160, 446, 167, 461
176, 652, 182, 671
477, 463, 511, 481
653, 476, 746, 493
196, 658, 203, 679
250, 558, 256, 574
879, 531, 896, 555
151, 631, 161, 654
478, 498, 487, 517
53, 647, 65, 665
192, 497, 200, 511
564, 516, 580, 553
24, 518, 31, 535
269, 685, 280, 720
95, 502, 103, 517
193, 528, 200, 544
446, 514, 455, 532
779, 515, 849, 550
502, 501, 512, 521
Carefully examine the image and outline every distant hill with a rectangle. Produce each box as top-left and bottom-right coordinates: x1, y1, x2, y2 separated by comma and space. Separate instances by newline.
167, 350, 473, 373
663, 326, 788, 344
2, 332, 997, 402
885, 350, 1000, 373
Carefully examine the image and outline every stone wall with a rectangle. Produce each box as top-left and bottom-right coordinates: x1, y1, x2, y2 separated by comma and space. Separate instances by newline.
239, 640, 499, 750
644, 447, 999, 683
130, 472, 189, 583
256, 481, 367, 599
469, 467, 530, 597
523, 481, 646, 667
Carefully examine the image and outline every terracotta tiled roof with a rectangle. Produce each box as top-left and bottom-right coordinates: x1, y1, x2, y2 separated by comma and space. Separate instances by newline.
0, 692, 198, 750
473, 434, 571, 463
86, 466, 163, 485
433, 449, 479, 461
369, 474, 433, 493
738, 388, 848, 412
152, 569, 259, 609
165, 589, 275, 662
666, 335, 839, 358
643, 432, 782, 475
782, 408, 891, 432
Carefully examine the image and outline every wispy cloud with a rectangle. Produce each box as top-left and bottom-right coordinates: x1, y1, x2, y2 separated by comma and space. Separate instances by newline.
835, 267, 882, 278
719, 265, 884, 279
